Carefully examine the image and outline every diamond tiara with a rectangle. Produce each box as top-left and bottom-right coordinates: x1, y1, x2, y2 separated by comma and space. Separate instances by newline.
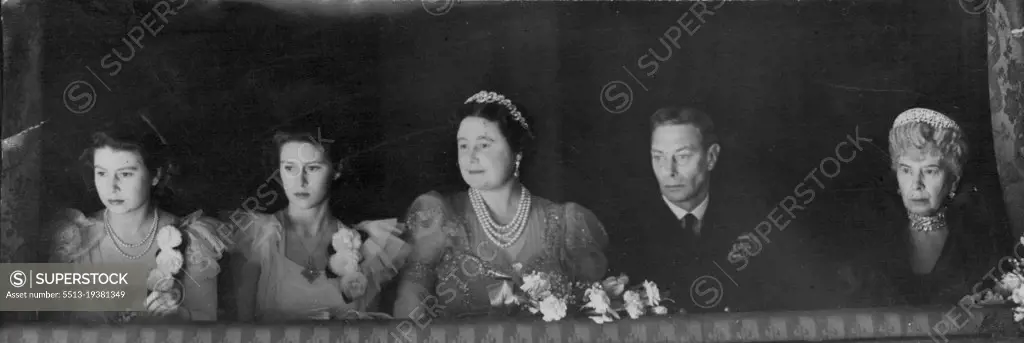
891, 108, 961, 132
464, 90, 531, 134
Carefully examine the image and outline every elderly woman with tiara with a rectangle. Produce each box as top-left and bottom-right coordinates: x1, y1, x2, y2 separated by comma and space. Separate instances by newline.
851, 107, 1009, 306
393, 91, 609, 320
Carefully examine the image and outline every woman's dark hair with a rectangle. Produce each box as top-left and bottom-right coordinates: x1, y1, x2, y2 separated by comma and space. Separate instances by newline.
454, 99, 534, 155
267, 122, 344, 173
262, 121, 347, 212
79, 130, 178, 205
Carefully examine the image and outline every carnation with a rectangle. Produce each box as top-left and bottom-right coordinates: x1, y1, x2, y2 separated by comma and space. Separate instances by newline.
332, 229, 359, 252
623, 290, 644, 319
155, 250, 184, 275
329, 251, 360, 276
583, 284, 612, 314
1001, 272, 1024, 292
538, 294, 567, 322
642, 280, 661, 307
155, 226, 182, 249
521, 272, 553, 300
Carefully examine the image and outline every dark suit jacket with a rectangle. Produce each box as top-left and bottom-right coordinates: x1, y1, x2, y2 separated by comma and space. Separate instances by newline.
608, 181, 844, 313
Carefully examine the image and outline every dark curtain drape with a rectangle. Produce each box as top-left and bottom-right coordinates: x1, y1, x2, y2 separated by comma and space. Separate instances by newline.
1, 0, 44, 322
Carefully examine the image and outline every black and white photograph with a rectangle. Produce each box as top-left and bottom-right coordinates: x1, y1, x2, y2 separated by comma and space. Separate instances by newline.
1, 0, 1023, 341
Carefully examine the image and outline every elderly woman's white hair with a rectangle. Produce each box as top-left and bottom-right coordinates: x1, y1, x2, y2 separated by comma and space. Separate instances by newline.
888, 108, 969, 187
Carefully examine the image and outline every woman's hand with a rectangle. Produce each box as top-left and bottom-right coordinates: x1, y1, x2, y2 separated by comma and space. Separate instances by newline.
145, 291, 180, 317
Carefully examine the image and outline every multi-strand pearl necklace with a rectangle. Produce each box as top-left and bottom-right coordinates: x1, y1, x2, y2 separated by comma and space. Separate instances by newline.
469, 186, 532, 248
104, 209, 159, 260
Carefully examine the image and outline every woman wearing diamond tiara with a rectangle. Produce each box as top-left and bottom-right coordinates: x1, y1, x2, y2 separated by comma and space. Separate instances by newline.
849, 107, 1009, 306
393, 90, 609, 319
46, 120, 227, 324
227, 122, 408, 322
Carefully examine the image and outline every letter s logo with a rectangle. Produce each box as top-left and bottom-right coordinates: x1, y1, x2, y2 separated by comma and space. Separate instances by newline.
600, 81, 633, 114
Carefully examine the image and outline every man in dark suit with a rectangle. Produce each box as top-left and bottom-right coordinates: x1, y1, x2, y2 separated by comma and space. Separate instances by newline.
609, 106, 841, 314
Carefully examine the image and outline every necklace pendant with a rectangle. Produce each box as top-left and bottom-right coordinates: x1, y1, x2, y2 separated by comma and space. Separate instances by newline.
301, 262, 321, 283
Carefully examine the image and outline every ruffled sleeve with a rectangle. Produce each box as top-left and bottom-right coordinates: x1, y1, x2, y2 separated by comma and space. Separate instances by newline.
48, 208, 99, 263
177, 211, 228, 321
561, 202, 609, 283
353, 218, 412, 309
179, 211, 228, 280
393, 191, 453, 318
218, 210, 280, 265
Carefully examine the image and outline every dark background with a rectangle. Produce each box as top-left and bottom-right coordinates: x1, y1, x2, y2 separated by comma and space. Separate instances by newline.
40, 0, 1010, 309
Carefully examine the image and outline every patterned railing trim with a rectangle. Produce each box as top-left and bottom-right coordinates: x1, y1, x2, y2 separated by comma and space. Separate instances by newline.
0, 307, 1017, 343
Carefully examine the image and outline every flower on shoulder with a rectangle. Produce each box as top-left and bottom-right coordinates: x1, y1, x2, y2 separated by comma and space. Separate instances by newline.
331, 228, 361, 253
156, 225, 183, 250
623, 290, 644, 319
329, 251, 360, 276
329, 227, 363, 277
149, 224, 185, 315
153, 225, 184, 283
146, 269, 174, 292
538, 294, 567, 322
340, 272, 368, 299
155, 251, 184, 276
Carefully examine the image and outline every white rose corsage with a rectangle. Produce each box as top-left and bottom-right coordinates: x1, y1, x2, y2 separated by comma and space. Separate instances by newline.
146, 224, 185, 312
328, 227, 366, 301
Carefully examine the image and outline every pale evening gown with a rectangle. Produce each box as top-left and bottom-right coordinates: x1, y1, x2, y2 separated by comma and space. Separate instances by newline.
227, 211, 408, 321
395, 191, 609, 319
48, 208, 226, 324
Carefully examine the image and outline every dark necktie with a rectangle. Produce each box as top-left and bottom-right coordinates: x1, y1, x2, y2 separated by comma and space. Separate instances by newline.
681, 213, 698, 236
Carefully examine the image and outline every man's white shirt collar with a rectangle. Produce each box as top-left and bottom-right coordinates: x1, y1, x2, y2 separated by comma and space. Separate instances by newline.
662, 194, 710, 231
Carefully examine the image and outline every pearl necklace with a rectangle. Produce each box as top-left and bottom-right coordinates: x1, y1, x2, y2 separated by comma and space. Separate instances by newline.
470, 186, 531, 249
104, 209, 159, 260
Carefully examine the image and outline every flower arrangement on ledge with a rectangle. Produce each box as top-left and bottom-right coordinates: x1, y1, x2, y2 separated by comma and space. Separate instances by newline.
488, 272, 674, 323
965, 236, 1024, 322
583, 274, 671, 323
957, 235, 1024, 325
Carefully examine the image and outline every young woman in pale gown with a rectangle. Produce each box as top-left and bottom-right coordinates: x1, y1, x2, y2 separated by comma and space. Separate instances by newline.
48, 128, 226, 323
393, 91, 609, 319
229, 124, 408, 322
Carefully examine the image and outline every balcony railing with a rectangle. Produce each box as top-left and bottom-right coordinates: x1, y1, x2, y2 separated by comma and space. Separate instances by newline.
1, 306, 1020, 342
